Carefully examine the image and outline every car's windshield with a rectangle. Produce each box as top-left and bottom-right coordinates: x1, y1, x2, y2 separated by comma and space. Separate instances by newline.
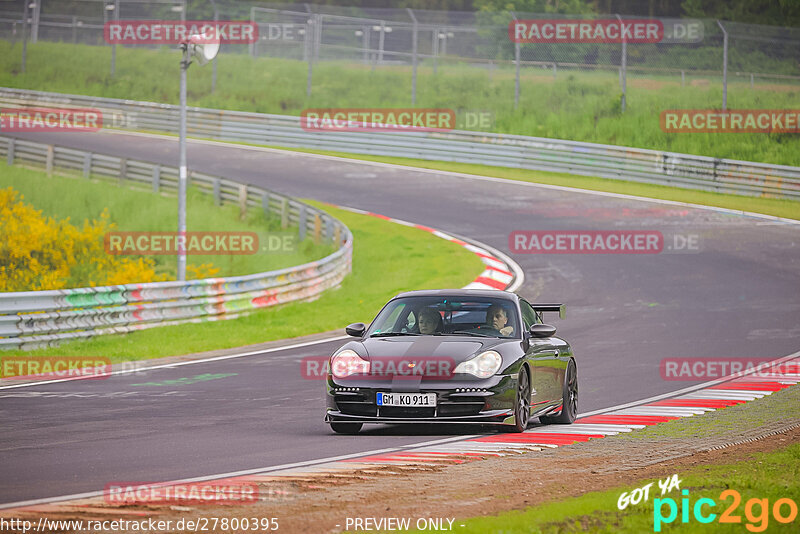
367, 296, 520, 338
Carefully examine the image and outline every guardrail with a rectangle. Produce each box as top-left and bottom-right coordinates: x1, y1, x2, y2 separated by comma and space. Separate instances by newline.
1, 87, 799, 199
0, 136, 353, 350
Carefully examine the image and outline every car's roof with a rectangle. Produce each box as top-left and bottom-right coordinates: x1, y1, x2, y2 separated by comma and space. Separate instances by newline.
392, 289, 518, 302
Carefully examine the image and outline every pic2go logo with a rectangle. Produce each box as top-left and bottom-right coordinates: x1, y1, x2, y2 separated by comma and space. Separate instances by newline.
653, 489, 798, 532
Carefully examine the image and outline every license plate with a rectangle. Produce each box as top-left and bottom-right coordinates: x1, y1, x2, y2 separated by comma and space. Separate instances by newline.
376, 392, 436, 407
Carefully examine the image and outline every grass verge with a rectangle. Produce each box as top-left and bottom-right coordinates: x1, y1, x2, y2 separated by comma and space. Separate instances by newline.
2, 41, 799, 165
1, 200, 484, 361
452, 444, 799, 533
0, 165, 333, 280
442, 384, 800, 533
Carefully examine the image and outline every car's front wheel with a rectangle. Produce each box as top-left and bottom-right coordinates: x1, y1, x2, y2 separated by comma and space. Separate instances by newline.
540, 359, 577, 425
505, 366, 531, 433
330, 422, 363, 434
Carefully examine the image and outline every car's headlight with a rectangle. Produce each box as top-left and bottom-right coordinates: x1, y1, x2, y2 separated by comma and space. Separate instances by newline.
454, 350, 502, 379
330, 349, 370, 379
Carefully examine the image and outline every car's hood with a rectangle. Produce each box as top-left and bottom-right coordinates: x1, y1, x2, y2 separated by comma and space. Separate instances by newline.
360, 336, 499, 363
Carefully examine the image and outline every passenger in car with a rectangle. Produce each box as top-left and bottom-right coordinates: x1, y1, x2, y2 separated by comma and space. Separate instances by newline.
418, 307, 443, 335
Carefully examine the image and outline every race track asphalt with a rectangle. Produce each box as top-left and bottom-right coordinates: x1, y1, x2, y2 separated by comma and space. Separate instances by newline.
1, 130, 798, 505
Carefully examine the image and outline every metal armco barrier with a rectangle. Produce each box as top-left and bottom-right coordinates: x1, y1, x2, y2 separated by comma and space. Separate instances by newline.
0, 136, 353, 350
1, 88, 799, 199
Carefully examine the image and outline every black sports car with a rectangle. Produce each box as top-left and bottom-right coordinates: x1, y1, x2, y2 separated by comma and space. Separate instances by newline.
324, 289, 577, 434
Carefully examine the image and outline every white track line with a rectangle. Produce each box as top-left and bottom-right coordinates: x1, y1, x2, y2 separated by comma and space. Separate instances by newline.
0, 336, 349, 391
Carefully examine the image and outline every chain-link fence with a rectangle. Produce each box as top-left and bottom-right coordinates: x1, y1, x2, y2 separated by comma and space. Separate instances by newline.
2, 1, 799, 111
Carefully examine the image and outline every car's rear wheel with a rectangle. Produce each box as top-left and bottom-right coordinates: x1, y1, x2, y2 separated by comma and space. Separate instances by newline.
330, 422, 363, 434
540, 359, 577, 425
506, 366, 531, 433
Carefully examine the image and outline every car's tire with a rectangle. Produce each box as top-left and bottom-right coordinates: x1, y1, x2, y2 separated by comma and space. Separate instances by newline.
330, 422, 363, 434
505, 366, 531, 433
540, 359, 578, 425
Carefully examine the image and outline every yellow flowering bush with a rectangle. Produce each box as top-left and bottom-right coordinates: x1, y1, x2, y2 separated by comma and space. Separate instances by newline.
0, 187, 169, 291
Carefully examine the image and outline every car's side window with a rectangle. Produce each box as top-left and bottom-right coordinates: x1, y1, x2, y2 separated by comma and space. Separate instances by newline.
520, 299, 538, 330
374, 303, 407, 333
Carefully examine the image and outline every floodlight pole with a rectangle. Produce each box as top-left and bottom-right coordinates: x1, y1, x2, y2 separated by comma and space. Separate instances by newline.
178, 45, 190, 281
616, 14, 627, 113
210, 0, 219, 93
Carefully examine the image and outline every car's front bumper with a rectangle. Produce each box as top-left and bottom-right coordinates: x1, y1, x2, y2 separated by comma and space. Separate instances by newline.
325, 374, 518, 425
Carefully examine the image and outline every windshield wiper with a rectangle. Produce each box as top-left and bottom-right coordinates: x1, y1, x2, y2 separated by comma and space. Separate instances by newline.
369, 332, 422, 337
450, 330, 494, 338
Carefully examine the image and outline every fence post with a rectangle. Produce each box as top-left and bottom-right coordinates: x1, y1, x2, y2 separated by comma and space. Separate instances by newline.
378, 20, 385, 64
152, 165, 160, 191
72, 16, 78, 44
333, 224, 341, 246
211, 0, 218, 93
238, 184, 248, 219
432, 26, 439, 74
313, 213, 321, 243
281, 197, 289, 229
615, 14, 627, 113
212, 177, 221, 205
21, 1, 28, 74
298, 204, 307, 241
552, 62, 557, 79
249, 7, 256, 57
7, 138, 14, 166
314, 14, 322, 62
325, 216, 333, 242
514, 45, 520, 109
511, 12, 520, 109
261, 191, 270, 217
361, 25, 369, 64
45, 145, 54, 176
407, 8, 418, 105
681, 70, 685, 87
111, 0, 119, 78
305, 17, 314, 96
84, 152, 92, 178
717, 20, 728, 111
31, 0, 40, 43
119, 158, 127, 185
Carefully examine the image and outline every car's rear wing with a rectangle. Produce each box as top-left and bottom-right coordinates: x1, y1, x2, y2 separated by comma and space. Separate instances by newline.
532, 304, 566, 320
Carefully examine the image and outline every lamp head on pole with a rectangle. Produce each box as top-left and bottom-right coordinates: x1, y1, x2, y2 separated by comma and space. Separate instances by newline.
185, 31, 220, 66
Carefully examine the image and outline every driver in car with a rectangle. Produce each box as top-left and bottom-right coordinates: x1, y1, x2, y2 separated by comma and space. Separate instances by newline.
485, 304, 513, 336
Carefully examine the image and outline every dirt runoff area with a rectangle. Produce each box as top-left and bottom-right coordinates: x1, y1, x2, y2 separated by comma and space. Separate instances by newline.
8, 386, 800, 533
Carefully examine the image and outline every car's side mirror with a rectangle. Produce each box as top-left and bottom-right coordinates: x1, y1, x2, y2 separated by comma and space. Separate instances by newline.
345, 322, 366, 337
530, 324, 556, 338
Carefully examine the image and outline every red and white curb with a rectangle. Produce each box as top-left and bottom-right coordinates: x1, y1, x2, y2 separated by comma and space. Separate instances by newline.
325, 204, 523, 292
274, 355, 800, 469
